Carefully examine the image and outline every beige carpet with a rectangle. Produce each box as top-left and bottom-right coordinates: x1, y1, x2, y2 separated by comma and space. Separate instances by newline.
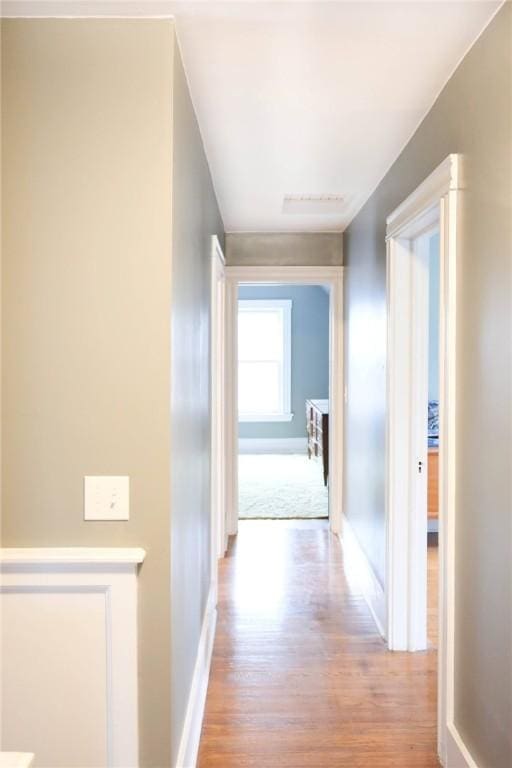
238, 453, 328, 519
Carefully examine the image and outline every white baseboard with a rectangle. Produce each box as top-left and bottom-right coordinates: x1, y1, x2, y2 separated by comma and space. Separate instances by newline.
239, 437, 307, 454
175, 587, 217, 768
445, 722, 479, 768
340, 514, 386, 638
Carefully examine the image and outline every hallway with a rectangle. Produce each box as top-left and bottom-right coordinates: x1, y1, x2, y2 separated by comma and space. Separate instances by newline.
198, 520, 439, 767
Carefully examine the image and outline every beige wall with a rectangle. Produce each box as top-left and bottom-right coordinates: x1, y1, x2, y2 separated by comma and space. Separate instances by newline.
170, 45, 224, 765
343, 5, 511, 766
1, 19, 175, 766
226, 232, 343, 266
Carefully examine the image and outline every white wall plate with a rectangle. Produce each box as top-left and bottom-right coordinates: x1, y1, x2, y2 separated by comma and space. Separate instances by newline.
84, 476, 129, 521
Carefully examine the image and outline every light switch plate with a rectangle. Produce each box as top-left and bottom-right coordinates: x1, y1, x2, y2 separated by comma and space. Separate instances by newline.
84, 476, 129, 521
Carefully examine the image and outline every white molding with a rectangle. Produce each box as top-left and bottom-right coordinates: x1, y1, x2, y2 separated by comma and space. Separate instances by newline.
226, 265, 341, 285
225, 265, 343, 538
438, 180, 462, 763
239, 437, 307, 455
445, 723, 479, 768
1, 549, 142, 767
174, 587, 217, 768
386, 231, 432, 653
385, 154, 462, 763
328, 268, 344, 536
340, 514, 386, 638
239, 413, 294, 423
224, 278, 239, 537
0, 547, 146, 566
386, 155, 464, 240
211, 235, 227, 566
0, 1, 176, 17
0, 754, 35, 768
211, 234, 225, 267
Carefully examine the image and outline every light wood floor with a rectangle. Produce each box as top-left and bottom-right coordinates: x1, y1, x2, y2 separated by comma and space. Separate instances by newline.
198, 520, 439, 767
428, 534, 439, 648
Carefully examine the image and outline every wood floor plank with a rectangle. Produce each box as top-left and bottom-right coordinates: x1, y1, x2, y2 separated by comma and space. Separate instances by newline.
198, 520, 439, 767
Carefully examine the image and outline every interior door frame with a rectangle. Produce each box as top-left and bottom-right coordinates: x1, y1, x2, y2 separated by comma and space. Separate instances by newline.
223, 265, 344, 538
210, 235, 227, 594
385, 155, 464, 765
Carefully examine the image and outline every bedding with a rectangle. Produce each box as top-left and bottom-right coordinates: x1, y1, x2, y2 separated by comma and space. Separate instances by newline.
428, 400, 439, 448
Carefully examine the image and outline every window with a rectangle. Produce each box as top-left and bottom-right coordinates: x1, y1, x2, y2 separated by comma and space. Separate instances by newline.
238, 299, 292, 422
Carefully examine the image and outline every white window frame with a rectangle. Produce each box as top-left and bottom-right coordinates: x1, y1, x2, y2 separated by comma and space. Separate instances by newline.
237, 299, 293, 423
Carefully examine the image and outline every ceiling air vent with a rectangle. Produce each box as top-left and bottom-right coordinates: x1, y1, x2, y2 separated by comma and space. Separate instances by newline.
282, 194, 344, 215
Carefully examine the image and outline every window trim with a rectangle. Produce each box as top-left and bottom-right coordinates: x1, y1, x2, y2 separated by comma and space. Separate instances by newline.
238, 298, 293, 422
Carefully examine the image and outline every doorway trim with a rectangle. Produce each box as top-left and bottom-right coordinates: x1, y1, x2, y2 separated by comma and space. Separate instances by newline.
385, 155, 464, 765
210, 236, 227, 586
223, 265, 344, 538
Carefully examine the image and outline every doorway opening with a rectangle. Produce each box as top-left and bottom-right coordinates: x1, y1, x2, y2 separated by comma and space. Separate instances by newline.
237, 284, 330, 521
398, 225, 441, 653
426, 231, 440, 652
221, 265, 343, 541
385, 154, 464, 765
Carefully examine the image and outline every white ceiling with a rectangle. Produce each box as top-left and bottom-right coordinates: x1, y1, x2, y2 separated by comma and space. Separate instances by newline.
170, 1, 500, 233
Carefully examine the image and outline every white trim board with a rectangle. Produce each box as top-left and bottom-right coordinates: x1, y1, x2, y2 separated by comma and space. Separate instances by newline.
227, 265, 342, 284
210, 235, 227, 564
445, 723, 479, 768
340, 514, 386, 638
385, 154, 463, 766
0, 755, 35, 768
239, 413, 293, 423
174, 587, 217, 768
1, 548, 142, 767
0, 547, 146, 566
386, 155, 464, 238
239, 438, 307, 454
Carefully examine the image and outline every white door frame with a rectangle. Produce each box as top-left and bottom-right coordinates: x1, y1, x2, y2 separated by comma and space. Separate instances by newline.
385, 155, 464, 765
223, 265, 344, 537
210, 236, 227, 599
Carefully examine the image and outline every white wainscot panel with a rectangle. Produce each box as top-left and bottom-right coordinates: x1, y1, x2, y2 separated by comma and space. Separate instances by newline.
0, 548, 145, 768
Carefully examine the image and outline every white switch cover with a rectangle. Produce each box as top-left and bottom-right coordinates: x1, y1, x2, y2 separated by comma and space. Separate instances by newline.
84, 476, 129, 521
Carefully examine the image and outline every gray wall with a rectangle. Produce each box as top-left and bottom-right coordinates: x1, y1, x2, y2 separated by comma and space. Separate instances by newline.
226, 232, 343, 266
1, 21, 225, 768
238, 285, 329, 439
343, 5, 511, 766
1, 19, 175, 766
429, 234, 440, 402
170, 45, 224, 767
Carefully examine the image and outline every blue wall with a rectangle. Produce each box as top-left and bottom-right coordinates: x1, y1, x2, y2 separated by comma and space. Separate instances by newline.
429, 233, 440, 401
238, 285, 329, 439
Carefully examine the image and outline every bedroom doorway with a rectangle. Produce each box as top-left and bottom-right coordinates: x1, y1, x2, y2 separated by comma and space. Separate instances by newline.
237, 285, 329, 521
426, 232, 440, 652
222, 266, 343, 539
392, 225, 441, 652
385, 155, 463, 765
